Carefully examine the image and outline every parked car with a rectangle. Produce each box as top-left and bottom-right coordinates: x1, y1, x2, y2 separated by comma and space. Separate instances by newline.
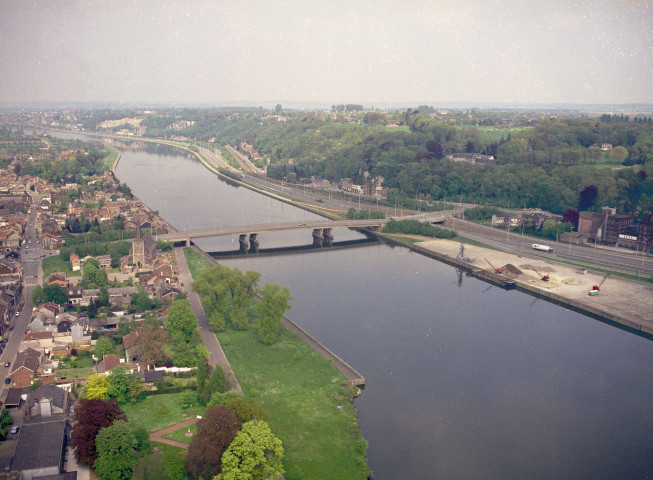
4, 362, 10, 368
4, 378, 10, 384
10, 426, 18, 434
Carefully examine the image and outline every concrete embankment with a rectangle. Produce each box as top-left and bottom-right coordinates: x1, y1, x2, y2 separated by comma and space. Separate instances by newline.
378, 233, 653, 337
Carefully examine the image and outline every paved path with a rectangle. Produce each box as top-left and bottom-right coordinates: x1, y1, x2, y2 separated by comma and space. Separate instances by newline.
149, 417, 200, 449
174, 247, 242, 392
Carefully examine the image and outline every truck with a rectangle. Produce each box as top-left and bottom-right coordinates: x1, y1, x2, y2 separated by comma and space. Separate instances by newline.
532, 243, 553, 253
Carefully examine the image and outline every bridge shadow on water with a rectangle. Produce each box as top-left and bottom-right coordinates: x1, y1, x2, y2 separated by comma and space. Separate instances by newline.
208, 237, 380, 259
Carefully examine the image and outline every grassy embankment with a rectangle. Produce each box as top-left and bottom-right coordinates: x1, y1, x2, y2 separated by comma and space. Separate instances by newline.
183, 247, 370, 480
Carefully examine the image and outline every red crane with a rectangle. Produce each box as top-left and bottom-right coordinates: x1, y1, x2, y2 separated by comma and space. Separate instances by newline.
533, 269, 549, 281
485, 258, 503, 274
592, 273, 609, 291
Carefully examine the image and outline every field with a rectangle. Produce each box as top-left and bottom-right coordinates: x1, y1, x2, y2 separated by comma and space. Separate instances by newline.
471, 125, 528, 143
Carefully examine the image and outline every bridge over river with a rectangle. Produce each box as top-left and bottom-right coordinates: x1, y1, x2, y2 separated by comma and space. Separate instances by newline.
155, 210, 462, 253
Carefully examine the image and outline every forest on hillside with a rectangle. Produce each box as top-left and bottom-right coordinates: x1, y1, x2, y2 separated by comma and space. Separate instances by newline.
53, 109, 653, 217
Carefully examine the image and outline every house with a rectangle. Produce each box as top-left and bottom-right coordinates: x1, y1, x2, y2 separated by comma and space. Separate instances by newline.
96, 255, 112, 269
27, 383, 71, 418
11, 385, 70, 479
108, 286, 137, 307
95, 353, 122, 374
9, 347, 42, 387
41, 231, 65, 249
45, 273, 68, 288
447, 153, 497, 165
129, 228, 158, 269
0, 229, 21, 250
141, 369, 164, 389
66, 285, 84, 306
69, 253, 80, 271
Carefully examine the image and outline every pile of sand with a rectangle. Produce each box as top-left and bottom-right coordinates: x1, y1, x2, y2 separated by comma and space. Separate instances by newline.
501, 264, 523, 278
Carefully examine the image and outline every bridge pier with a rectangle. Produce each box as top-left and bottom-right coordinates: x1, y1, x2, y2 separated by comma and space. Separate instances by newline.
323, 228, 333, 247
249, 233, 259, 254
239, 234, 249, 254
312, 228, 334, 248
312, 229, 324, 248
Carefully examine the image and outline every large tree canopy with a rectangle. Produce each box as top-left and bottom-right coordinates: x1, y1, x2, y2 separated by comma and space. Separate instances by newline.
216, 420, 284, 480
94, 420, 138, 480
185, 406, 241, 480
71, 399, 126, 465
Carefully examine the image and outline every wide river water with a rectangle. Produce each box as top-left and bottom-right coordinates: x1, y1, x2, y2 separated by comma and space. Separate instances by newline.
60, 134, 653, 479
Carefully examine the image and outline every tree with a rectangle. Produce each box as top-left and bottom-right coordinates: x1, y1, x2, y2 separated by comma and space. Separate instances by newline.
275, 104, 282, 114
43, 284, 69, 304
193, 265, 260, 331
256, 283, 292, 344
94, 336, 117, 358
578, 184, 599, 211
80, 373, 109, 400
31, 285, 47, 305
131, 284, 155, 311
426, 140, 444, 159
562, 208, 579, 230
107, 366, 144, 404
216, 420, 284, 480
71, 399, 126, 465
185, 406, 241, 480
164, 299, 198, 340
129, 321, 172, 368
94, 420, 138, 480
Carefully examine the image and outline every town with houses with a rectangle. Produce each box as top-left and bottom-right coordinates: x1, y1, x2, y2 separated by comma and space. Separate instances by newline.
0, 152, 185, 477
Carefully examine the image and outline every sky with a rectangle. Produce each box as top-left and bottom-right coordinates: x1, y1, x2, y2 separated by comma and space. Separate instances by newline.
0, 0, 651, 107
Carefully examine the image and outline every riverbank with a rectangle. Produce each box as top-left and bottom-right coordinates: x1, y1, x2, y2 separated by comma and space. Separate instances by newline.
383, 233, 653, 337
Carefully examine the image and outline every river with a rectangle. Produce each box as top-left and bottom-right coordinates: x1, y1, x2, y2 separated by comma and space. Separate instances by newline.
59, 133, 653, 479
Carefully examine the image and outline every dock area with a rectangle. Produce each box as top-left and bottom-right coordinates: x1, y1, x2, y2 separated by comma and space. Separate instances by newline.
384, 235, 653, 336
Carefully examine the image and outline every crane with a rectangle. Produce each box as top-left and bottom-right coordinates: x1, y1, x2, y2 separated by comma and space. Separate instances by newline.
533, 269, 549, 281
592, 273, 610, 291
484, 258, 503, 274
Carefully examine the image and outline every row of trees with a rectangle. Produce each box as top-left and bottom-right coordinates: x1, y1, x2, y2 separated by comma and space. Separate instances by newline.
192, 265, 292, 345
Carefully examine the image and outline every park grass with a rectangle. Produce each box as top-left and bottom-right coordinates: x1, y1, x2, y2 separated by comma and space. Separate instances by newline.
42, 255, 80, 277
122, 391, 205, 433
217, 326, 369, 480
184, 248, 370, 480
162, 422, 197, 444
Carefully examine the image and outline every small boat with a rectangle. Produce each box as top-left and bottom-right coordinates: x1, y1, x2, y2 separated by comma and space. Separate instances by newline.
588, 290, 600, 296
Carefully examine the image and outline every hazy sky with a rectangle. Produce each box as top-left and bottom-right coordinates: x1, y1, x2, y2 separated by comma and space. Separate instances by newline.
1, 0, 651, 106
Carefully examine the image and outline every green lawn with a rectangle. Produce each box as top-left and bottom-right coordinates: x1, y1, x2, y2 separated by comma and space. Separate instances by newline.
56, 367, 95, 379
184, 249, 369, 480
122, 391, 205, 433
162, 422, 197, 444
42, 255, 79, 277
183, 247, 210, 278
470, 125, 528, 144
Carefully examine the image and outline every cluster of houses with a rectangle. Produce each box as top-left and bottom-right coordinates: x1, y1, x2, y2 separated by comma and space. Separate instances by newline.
0, 167, 168, 253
